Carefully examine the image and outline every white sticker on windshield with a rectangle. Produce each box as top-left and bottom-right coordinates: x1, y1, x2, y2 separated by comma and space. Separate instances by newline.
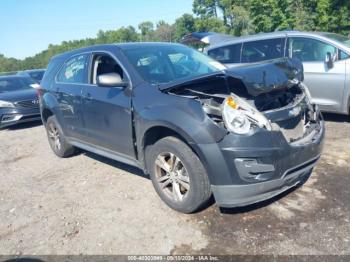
209, 61, 226, 70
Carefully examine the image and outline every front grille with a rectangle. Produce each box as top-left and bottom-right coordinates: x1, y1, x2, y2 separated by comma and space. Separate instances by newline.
15, 99, 39, 109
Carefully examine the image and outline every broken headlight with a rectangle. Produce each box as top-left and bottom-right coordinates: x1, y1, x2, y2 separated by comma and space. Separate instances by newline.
222, 94, 272, 135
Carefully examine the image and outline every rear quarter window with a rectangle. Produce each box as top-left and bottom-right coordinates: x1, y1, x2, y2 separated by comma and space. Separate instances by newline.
339, 50, 350, 60
207, 43, 242, 64
241, 38, 285, 63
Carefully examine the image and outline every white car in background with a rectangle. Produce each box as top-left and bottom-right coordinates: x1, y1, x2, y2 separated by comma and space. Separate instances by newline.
182, 31, 350, 115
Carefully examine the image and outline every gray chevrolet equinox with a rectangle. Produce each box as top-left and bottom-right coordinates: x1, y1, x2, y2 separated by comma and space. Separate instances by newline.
39, 43, 324, 213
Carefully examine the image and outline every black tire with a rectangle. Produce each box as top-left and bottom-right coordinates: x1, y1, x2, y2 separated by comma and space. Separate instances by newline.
45, 115, 76, 158
146, 136, 211, 213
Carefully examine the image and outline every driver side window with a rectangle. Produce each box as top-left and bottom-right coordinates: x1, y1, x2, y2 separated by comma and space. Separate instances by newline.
290, 37, 337, 62
90, 53, 125, 85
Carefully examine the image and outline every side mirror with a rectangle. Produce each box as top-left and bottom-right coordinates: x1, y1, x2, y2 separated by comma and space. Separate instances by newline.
97, 73, 129, 88
325, 52, 336, 69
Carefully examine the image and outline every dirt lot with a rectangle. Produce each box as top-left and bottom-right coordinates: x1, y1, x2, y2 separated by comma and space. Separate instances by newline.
0, 114, 349, 255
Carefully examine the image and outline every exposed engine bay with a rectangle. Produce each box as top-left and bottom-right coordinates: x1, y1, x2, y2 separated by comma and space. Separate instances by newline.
162, 58, 321, 144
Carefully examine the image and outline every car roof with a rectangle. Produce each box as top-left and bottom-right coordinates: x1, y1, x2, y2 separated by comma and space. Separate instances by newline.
51, 42, 185, 60
208, 30, 350, 51
116, 42, 184, 50
0, 75, 30, 80
23, 69, 46, 72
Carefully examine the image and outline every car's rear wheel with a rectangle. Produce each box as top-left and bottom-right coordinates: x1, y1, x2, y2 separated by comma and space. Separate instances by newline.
45, 115, 76, 158
146, 136, 211, 213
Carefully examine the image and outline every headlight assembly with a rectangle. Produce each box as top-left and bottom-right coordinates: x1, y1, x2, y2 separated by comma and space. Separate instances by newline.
222, 94, 272, 135
0, 100, 15, 108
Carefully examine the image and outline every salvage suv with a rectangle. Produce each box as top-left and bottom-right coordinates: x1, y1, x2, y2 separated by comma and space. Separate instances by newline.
39, 43, 324, 213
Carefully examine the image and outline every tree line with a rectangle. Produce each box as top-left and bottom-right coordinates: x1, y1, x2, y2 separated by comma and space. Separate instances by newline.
1, 0, 350, 72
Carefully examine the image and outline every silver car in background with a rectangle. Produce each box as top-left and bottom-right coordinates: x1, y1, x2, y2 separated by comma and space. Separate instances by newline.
183, 31, 350, 115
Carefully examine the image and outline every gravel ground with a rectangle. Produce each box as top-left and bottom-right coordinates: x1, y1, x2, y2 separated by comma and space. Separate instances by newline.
0, 113, 349, 255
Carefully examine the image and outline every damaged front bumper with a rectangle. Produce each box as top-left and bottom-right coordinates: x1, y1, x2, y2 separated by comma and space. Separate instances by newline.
196, 113, 325, 208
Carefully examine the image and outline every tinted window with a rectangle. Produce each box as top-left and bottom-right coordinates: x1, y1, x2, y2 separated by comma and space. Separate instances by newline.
0, 77, 35, 92
339, 50, 350, 60
241, 38, 285, 63
123, 45, 225, 85
28, 71, 45, 81
207, 43, 242, 63
290, 38, 337, 62
57, 54, 89, 83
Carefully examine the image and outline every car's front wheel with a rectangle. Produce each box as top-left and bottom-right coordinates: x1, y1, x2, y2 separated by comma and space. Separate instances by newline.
146, 136, 211, 213
45, 115, 76, 158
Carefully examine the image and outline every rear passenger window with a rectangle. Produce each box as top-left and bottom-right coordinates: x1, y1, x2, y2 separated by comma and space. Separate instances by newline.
207, 43, 241, 63
57, 54, 89, 84
242, 38, 285, 63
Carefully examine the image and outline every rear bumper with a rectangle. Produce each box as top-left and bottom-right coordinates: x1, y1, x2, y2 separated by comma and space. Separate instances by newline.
0, 108, 41, 129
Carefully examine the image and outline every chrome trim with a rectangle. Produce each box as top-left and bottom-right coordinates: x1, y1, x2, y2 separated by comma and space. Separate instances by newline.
1, 114, 23, 123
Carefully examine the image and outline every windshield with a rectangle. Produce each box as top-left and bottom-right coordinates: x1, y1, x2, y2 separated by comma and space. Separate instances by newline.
0, 77, 35, 92
323, 33, 350, 48
123, 45, 226, 85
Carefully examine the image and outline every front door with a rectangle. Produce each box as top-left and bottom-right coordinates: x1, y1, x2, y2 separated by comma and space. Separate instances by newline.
80, 52, 134, 157
289, 37, 346, 113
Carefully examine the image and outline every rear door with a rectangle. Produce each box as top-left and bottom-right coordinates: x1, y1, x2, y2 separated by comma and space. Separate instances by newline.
80, 51, 135, 157
288, 37, 346, 112
208, 37, 287, 67
241, 38, 286, 64
207, 43, 242, 66
54, 53, 90, 139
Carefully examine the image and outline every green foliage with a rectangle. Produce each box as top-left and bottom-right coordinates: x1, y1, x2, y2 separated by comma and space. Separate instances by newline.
1, 0, 350, 72
138, 21, 154, 41
193, 0, 219, 18
154, 21, 175, 42
195, 17, 226, 33
173, 14, 197, 41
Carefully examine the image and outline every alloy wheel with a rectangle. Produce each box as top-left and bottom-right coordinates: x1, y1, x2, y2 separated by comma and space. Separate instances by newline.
154, 152, 190, 202
47, 123, 61, 151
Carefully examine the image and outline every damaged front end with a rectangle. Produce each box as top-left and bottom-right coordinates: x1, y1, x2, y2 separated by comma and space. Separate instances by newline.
162, 58, 321, 145
160, 58, 324, 207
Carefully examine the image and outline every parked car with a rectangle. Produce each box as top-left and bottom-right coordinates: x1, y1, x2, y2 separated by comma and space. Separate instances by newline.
0, 75, 41, 128
183, 31, 350, 115
39, 43, 324, 213
17, 69, 46, 83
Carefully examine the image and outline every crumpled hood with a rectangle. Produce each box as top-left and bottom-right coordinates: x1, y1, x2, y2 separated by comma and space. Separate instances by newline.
160, 58, 304, 98
225, 58, 304, 97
